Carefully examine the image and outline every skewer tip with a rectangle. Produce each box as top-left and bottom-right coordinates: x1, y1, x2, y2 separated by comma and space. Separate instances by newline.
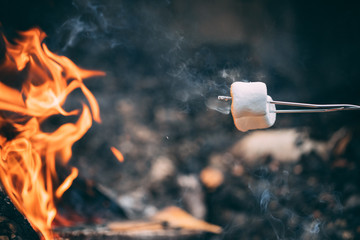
218, 96, 232, 101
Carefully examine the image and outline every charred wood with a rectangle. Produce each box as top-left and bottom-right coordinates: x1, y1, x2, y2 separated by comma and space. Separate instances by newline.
54, 222, 207, 240
0, 186, 39, 240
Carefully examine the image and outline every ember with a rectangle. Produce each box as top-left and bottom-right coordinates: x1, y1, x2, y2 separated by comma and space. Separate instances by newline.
111, 146, 124, 163
0, 28, 105, 239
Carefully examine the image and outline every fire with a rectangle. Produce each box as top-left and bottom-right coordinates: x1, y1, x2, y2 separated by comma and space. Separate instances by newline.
0, 28, 106, 239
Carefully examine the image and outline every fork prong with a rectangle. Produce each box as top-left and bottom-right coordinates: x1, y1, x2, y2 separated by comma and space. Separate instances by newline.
268, 100, 360, 109
271, 108, 345, 113
217, 95, 360, 113
218, 96, 232, 101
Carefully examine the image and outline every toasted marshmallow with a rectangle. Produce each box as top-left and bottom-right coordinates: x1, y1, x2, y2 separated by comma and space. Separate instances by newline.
230, 82, 276, 132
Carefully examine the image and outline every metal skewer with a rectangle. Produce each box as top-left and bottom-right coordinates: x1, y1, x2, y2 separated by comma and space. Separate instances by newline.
217, 96, 232, 101
217, 96, 360, 113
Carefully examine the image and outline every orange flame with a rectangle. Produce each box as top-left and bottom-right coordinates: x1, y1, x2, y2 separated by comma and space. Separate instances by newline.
0, 28, 107, 239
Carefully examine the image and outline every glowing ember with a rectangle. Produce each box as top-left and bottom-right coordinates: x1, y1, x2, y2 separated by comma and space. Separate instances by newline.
111, 146, 124, 162
0, 28, 109, 239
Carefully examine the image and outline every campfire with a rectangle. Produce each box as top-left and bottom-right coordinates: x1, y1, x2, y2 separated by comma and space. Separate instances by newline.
0, 28, 222, 240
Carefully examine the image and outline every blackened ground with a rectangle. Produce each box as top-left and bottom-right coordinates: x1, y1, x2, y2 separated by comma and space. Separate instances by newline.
1, 1, 360, 239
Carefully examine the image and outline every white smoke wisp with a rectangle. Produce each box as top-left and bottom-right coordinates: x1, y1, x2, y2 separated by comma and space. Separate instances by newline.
248, 178, 286, 240
56, 0, 129, 52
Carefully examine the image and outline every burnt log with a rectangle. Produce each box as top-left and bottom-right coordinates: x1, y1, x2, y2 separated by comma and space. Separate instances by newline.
0, 186, 39, 240
54, 205, 221, 240
54, 221, 208, 240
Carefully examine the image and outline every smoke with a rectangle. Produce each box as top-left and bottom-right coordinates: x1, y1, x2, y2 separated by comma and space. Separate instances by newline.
51, 0, 278, 115
245, 164, 349, 240
205, 97, 231, 115
57, 17, 97, 51
249, 170, 287, 240
54, 0, 128, 52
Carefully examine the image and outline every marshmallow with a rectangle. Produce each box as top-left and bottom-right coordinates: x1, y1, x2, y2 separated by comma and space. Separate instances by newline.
230, 82, 276, 132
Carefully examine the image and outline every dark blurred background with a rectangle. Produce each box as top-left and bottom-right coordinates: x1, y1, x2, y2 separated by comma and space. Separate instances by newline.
2, 0, 360, 132
1, 0, 360, 239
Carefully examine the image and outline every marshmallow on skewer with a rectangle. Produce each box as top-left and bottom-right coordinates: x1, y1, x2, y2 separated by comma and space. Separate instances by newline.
230, 82, 276, 132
